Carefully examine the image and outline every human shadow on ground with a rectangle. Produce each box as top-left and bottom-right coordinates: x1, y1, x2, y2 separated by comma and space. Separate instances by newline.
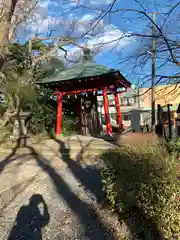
8, 194, 50, 240
28, 146, 114, 239
55, 138, 106, 204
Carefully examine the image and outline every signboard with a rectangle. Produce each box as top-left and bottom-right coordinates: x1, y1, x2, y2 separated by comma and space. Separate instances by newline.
32, 50, 40, 56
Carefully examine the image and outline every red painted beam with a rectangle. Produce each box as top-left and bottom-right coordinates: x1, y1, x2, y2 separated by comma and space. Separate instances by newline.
55, 88, 127, 96
62, 88, 99, 96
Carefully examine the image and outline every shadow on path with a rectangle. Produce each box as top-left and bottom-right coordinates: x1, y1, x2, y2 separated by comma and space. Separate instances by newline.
28, 145, 114, 239
0, 139, 21, 174
0, 133, 30, 174
8, 194, 50, 240
56, 138, 106, 204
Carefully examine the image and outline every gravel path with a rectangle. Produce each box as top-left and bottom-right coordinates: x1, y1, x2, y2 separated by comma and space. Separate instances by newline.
0, 137, 127, 240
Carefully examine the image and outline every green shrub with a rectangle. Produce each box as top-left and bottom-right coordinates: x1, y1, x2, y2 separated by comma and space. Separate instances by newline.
0, 104, 6, 116
27, 104, 56, 135
25, 87, 56, 135
62, 115, 79, 136
0, 126, 12, 143
25, 87, 80, 137
167, 138, 180, 157
101, 145, 180, 239
26, 98, 56, 135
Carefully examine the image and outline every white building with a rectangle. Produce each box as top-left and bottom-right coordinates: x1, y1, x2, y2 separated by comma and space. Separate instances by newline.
97, 85, 151, 131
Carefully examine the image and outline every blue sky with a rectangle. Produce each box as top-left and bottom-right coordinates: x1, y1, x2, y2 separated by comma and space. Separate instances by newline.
17, 0, 179, 87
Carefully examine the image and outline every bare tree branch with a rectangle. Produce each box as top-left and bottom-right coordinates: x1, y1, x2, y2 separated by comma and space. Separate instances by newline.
77, 1, 180, 66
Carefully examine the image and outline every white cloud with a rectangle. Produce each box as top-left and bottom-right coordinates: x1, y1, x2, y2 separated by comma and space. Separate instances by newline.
86, 25, 134, 52
31, 18, 49, 33
15, 0, 117, 39
56, 24, 134, 62
71, 0, 114, 6
39, 0, 49, 7
89, 0, 113, 5
25, 12, 104, 37
17, 2, 105, 39
57, 46, 82, 62
15, 0, 133, 60
80, 14, 95, 21
15, 0, 49, 39
44, 13, 104, 35
73, 14, 104, 34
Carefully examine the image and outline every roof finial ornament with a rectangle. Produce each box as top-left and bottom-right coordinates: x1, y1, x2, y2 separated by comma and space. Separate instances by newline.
82, 47, 92, 62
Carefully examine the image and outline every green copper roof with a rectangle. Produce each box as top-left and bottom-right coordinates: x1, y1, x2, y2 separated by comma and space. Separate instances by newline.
39, 61, 116, 84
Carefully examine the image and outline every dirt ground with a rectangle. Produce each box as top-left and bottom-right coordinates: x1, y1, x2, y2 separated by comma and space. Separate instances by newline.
0, 136, 130, 240
116, 132, 162, 146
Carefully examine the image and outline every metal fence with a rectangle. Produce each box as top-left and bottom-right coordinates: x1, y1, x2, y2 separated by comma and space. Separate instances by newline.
157, 104, 180, 139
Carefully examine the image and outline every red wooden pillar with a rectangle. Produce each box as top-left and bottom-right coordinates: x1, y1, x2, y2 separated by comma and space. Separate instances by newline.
103, 87, 112, 134
114, 91, 122, 128
56, 92, 63, 136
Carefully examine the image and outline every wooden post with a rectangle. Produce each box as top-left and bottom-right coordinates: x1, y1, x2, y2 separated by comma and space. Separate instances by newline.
167, 104, 172, 139
114, 91, 122, 128
156, 104, 163, 137
78, 98, 82, 133
103, 88, 112, 134
56, 92, 63, 136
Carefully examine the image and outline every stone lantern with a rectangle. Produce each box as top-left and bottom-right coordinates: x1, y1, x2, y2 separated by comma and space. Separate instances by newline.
12, 111, 31, 146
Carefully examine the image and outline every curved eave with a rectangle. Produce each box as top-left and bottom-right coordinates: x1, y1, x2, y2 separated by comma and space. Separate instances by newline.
116, 70, 131, 88
37, 70, 131, 89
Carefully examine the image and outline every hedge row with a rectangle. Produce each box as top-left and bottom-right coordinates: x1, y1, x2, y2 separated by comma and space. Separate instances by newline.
101, 145, 180, 239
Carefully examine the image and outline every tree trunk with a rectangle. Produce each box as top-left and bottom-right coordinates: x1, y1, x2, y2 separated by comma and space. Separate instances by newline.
0, 0, 18, 69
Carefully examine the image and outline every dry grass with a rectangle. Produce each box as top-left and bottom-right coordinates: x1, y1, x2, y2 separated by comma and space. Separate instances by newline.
116, 132, 163, 146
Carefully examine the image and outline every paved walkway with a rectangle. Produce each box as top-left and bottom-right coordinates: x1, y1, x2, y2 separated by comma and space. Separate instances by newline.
0, 136, 127, 240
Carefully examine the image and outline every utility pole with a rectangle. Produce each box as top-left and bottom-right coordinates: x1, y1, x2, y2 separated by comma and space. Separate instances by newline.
151, 12, 157, 132
137, 87, 140, 108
